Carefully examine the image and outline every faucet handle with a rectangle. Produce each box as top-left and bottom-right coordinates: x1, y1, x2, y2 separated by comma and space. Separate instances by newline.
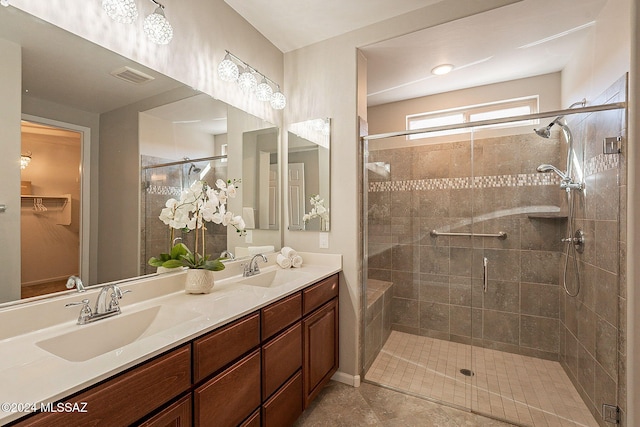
65, 299, 92, 324
108, 287, 131, 312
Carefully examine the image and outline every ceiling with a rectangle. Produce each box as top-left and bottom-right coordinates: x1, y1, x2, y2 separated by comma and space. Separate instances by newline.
225, 0, 609, 106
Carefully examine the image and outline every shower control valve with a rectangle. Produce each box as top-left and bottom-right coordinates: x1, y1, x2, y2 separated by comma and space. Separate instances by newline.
561, 229, 585, 254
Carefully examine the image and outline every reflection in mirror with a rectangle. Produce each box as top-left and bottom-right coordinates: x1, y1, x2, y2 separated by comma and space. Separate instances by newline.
243, 127, 279, 231
287, 118, 330, 231
0, 7, 281, 305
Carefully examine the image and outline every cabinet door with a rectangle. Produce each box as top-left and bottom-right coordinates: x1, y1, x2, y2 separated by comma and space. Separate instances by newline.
194, 349, 261, 427
302, 298, 339, 408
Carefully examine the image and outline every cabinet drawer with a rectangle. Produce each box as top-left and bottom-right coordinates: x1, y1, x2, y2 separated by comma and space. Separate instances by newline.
193, 312, 260, 383
262, 322, 302, 400
16, 345, 191, 427
262, 370, 302, 427
302, 274, 338, 316
138, 394, 192, 427
261, 292, 301, 340
194, 349, 261, 427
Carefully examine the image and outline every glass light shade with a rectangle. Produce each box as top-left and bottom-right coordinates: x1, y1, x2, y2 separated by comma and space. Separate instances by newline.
237, 68, 257, 92
143, 7, 173, 45
255, 79, 273, 102
102, 0, 138, 24
218, 55, 239, 82
270, 90, 286, 110
20, 155, 31, 170
1, 0, 10, 7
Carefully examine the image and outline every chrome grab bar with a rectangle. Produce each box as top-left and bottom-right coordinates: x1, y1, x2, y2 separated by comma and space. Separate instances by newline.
430, 230, 507, 240
483, 257, 489, 293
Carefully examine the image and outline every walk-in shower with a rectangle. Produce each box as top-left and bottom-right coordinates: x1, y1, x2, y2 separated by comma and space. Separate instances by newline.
362, 81, 626, 427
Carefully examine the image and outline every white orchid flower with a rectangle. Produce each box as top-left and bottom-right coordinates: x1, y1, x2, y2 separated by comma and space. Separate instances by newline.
226, 184, 237, 198
215, 179, 227, 190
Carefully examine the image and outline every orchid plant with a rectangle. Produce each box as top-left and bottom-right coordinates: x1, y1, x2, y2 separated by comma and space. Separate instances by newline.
302, 194, 329, 224
148, 179, 246, 271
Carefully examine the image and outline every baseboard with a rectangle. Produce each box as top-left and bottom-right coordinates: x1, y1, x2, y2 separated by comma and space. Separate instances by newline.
331, 371, 361, 387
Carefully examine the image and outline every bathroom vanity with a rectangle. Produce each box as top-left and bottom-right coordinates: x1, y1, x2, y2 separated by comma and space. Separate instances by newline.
0, 253, 341, 427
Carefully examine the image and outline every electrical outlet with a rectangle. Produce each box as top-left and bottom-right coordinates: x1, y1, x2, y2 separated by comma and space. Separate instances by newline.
319, 232, 329, 249
245, 229, 253, 244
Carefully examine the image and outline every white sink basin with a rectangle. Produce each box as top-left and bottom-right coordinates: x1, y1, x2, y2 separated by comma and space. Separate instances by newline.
36, 305, 200, 362
237, 269, 311, 288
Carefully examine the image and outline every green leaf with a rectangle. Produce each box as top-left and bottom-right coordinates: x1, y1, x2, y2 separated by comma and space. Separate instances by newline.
148, 257, 164, 267
202, 258, 225, 271
170, 243, 189, 259
162, 259, 184, 269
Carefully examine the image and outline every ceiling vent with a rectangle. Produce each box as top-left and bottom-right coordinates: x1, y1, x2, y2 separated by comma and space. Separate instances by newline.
110, 66, 155, 85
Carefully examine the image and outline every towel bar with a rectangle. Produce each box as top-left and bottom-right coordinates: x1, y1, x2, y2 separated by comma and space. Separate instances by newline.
430, 230, 507, 240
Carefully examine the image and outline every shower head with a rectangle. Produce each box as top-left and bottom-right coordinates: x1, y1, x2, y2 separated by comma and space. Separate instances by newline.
533, 116, 564, 139
536, 164, 568, 181
188, 163, 202, 175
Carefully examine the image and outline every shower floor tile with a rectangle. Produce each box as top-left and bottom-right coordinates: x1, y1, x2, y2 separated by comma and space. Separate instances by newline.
366, 331, 598, 427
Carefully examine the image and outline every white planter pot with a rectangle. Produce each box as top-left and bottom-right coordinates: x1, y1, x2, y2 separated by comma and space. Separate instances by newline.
184, 269, 215, 294
157, 266, 182, 274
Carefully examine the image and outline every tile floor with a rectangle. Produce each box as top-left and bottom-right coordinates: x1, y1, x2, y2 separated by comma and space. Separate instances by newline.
365, 331, 599, 427
294, 380, 514, 427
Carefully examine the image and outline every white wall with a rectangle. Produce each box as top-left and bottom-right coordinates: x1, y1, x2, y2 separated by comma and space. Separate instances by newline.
284, 0, 524, 382
139, 114, 216, 160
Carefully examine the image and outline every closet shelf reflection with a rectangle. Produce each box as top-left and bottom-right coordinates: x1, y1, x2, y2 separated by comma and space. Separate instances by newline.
20, 194, 71, 225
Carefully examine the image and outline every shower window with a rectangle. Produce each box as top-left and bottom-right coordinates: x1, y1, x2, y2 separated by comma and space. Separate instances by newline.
407, 95, 538, 139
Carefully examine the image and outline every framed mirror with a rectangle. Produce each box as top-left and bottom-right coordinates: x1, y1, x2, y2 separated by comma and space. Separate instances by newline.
287, 118, 330, 231
0, 6, 281, 304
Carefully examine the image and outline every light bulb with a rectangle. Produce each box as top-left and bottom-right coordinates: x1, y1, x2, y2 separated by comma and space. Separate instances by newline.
255, 78, 273, 102
237, 67, 257, 92
218, 54, 239, 82
144, 7, 173, 45
102, 0, 138, 24
270, 90, 286, 110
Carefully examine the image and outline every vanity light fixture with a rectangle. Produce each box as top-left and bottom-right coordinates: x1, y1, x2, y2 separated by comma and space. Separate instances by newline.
102, 0, 139, 24
237, 66, 258, 92
20, 152, 32, 170
217, 50, 287, 110
1, 0, 9, 7
431, 63, 454, 76
143, 0, 173, 45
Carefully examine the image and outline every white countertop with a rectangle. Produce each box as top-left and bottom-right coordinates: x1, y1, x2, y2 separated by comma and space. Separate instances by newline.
0, 252, 341, 425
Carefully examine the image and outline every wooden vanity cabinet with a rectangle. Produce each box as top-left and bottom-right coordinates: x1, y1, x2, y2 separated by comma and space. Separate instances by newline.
11, 273, 339, 427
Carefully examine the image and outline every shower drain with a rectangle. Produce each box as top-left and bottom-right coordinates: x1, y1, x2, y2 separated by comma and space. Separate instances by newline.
459, 368, 475, 377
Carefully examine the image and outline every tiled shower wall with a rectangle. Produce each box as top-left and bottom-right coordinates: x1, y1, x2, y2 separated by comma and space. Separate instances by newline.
559, 76, 626, 426
367, 131, 567, 360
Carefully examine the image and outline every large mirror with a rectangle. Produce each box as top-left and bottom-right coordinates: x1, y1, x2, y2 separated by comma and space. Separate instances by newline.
0, 6, 280, 304
287, 119, 330, 231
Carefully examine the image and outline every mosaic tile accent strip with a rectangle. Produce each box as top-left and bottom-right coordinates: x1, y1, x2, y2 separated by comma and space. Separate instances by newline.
369, 173, 561, 193
146, 185, 182, 197
369, 153, 620, 193
584, 153, 619, 176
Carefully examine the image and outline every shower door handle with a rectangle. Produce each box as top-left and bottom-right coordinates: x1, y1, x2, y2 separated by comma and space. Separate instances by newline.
483, 257, 488, 293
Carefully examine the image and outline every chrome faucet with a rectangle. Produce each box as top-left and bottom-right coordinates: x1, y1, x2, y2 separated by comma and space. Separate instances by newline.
243, 254, 267, 277
220, 250, 235, 260
65, 275, 85, 292
65, 284, 131, 325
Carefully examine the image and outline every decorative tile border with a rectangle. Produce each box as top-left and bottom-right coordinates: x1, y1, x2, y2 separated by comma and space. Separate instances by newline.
369, 153, 620, 193
146, 185, 182, 197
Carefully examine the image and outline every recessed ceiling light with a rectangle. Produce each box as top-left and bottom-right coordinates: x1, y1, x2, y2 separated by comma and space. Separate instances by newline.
431, 64, 454, 75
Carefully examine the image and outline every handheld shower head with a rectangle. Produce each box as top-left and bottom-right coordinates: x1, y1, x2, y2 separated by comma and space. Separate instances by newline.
536, 164, 568, 181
